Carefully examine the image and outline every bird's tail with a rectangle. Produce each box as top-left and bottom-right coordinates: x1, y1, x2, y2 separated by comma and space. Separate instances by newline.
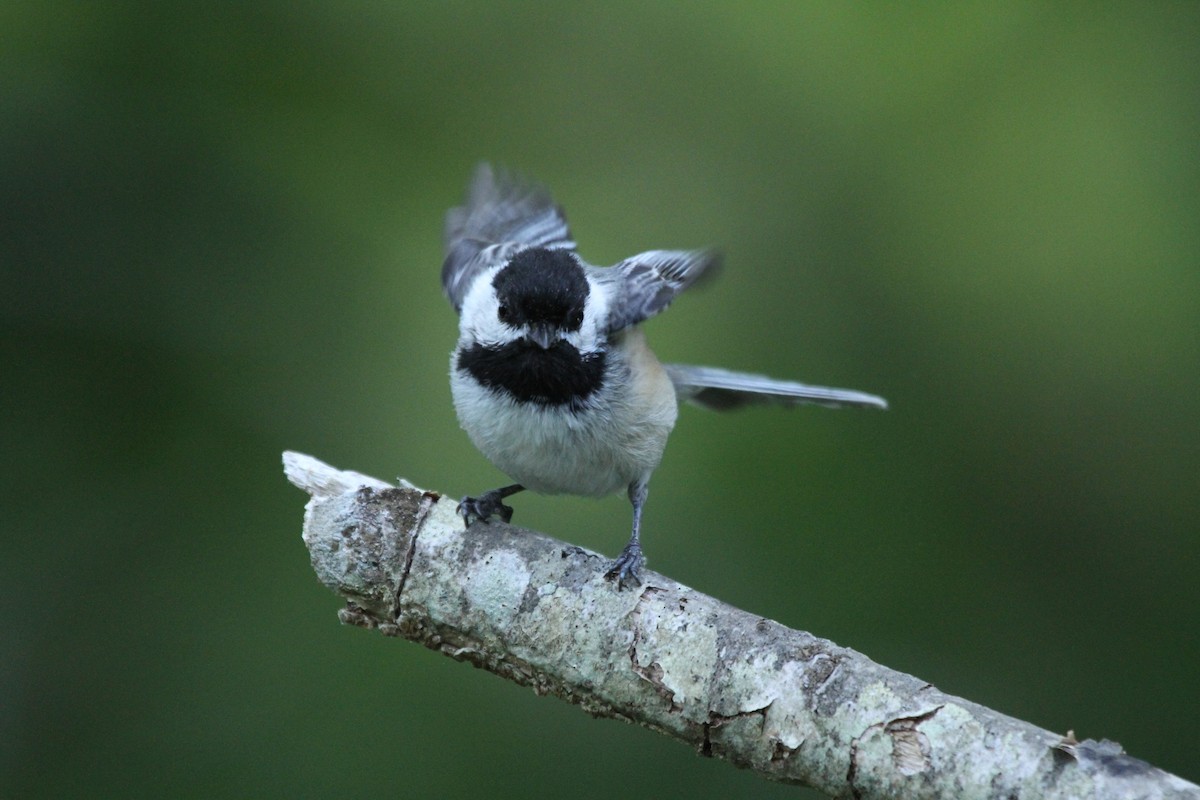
665, 364, 887, 411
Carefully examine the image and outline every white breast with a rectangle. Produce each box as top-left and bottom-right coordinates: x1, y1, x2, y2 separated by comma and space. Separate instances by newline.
450, 328, 678, 498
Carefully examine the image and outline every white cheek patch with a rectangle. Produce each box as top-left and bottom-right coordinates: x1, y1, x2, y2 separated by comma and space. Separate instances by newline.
459, 265, 511, 344
562, 277, 610, 354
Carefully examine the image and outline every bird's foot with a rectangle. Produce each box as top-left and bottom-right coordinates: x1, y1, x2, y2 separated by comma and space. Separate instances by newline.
604, 543, 644, 590
457, 490, 515, 526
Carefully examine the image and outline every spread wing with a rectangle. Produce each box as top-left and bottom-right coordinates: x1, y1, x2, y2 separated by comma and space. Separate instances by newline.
666, 364, 888, 411
601, 249, 722, 333
442, 163, 576, 313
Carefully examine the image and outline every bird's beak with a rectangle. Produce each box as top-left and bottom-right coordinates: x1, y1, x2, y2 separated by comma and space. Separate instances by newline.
527, 324, 556, 350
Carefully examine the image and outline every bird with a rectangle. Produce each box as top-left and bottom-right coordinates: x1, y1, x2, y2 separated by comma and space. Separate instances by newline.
442, 163, 886, 588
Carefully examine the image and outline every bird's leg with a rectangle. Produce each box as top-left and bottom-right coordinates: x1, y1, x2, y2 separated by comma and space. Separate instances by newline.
457, 483, 525, 525
605, 480, 648, 589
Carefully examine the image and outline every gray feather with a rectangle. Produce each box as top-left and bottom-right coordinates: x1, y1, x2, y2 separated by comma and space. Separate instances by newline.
666, 364, 888, 411
602, 249, 722, 333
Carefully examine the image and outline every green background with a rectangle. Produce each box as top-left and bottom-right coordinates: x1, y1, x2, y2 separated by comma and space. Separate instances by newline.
4, 4, 1197, 797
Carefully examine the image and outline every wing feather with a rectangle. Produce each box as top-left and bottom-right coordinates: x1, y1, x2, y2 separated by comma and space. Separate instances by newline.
602, 249, 721, 332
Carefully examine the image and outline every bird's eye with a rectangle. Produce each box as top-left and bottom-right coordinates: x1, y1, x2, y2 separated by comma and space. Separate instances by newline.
569, 309, 584, 328
497, 304, 511, 323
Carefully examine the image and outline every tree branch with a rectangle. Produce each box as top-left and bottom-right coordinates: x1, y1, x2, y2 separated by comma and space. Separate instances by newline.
283, 451, 1197, 799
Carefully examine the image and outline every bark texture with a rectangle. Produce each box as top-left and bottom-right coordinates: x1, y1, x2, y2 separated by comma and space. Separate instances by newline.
284, 451, 1198, 799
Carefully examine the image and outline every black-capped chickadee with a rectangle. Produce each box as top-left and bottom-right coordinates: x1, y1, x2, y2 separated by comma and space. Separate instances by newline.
443, 164, 886, 588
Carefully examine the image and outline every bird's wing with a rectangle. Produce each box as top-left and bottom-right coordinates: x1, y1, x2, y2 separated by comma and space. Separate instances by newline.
600, 249, 722, 333
665, 364, 887, 411
442, 163, 576, 313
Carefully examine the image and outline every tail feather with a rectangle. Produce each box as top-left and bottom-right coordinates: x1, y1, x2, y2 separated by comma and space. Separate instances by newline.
665, 364, 887, 411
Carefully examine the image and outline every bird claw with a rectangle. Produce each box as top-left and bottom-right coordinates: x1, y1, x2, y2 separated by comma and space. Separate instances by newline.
604, 543, 644, 589
457, 492, 515, 526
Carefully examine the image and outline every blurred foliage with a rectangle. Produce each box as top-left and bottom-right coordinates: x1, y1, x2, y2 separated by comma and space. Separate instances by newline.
2, 3, 1198, 797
